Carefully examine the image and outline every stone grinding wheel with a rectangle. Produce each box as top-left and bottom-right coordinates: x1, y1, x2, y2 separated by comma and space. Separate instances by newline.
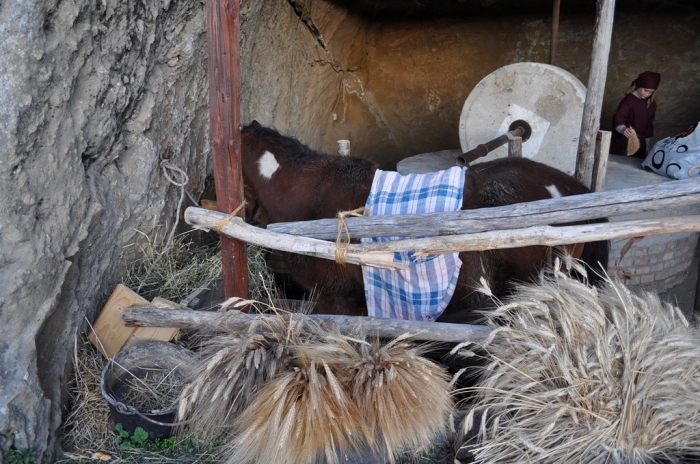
458, 62, 586, 175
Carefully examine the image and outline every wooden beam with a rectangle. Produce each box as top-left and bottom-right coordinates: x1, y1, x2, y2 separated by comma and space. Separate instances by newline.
267, 177, 700, 240
575, 0, 616, 187
206, 0, 248, 300
185, 207, 700, 258
122, 307, 493, 345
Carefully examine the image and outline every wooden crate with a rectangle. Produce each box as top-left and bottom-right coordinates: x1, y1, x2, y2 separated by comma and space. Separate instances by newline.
88, 284, 180, 358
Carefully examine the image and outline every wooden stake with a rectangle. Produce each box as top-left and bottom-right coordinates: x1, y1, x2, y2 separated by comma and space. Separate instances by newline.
206, 0, 248, 301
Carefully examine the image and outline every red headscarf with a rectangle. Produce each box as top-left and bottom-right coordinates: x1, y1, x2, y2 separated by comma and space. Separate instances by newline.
634, 71, 661, 90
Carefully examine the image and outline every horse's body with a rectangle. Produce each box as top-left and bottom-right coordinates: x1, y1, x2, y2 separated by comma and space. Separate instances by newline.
241, 121, 609, 322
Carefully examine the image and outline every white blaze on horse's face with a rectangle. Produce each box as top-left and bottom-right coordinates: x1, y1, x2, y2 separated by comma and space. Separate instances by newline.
546, 184, 563, 198
257, 150, 280, 180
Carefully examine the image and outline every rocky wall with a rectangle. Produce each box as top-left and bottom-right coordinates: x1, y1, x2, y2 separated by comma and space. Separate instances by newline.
0, 1, 211, 460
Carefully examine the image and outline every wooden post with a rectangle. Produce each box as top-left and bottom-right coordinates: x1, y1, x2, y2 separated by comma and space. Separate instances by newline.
206, 0, 248, 300
507, 134, 522, 157
575, 0, 615, 188
550, 0, 561, 65
591, 130, 611, 192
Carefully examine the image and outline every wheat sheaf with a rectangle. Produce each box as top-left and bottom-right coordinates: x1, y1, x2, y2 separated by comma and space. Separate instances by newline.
458, 268, 700, 463
179, 313, 453, 464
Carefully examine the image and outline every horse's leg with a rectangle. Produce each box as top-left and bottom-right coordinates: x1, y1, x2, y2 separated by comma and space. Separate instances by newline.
282, 253, 367, 316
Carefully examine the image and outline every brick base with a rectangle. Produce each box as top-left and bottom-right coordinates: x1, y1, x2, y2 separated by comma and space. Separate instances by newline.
608, 233, 699, 291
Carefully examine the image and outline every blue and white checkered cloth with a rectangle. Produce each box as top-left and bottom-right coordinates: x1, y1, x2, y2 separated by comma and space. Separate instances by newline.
361, 166, 467, 321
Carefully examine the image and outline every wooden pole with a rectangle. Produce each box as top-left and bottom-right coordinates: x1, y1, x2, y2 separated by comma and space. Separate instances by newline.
267, 177, 700, 240
206, 0, 248, 300
550, 0, 561, 65
185, 207, 700, 258
575, 0, 615, 188
122, 307, 493, 345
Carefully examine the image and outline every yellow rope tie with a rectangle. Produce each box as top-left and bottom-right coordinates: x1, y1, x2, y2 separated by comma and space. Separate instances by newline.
335, 207, 369, 264
212, 200, 248, 234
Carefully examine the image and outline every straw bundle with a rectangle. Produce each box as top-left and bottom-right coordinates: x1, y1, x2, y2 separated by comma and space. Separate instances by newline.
341, 333, 453, 460
177, 314, 304, 438
179, 314, 453, 464
458, 266, 700, 463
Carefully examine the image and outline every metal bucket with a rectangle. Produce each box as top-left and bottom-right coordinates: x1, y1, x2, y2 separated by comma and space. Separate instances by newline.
100, 340, 194, 439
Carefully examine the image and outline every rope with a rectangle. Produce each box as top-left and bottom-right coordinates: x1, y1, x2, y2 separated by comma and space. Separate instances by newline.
212, 201, 247, 234
335, 207, 369, 264
160, 157, 195, 248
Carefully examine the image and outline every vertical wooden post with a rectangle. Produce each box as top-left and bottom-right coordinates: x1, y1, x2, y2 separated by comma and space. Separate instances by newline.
591, 130, 611, 192
549, 0, 561, 65
575, 0, 616, 188
507, 135, 522, 157
206, 0, 248, 300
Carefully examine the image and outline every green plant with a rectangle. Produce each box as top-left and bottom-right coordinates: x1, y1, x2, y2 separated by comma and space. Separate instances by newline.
6, 448, 37, 464
114, 423, 149, 450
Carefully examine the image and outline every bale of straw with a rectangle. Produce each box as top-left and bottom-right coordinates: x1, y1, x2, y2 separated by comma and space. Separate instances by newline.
457, 265, 700, 463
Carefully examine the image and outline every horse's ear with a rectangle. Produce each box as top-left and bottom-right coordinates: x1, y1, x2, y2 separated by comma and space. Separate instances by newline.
250, 120, 261, 128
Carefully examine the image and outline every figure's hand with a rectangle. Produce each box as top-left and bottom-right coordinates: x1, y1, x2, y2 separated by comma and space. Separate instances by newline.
623, 127, 634, 139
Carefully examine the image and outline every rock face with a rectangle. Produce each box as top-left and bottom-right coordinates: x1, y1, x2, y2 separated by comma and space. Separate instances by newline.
1, 0, 699, 460
0, 1, 210, 460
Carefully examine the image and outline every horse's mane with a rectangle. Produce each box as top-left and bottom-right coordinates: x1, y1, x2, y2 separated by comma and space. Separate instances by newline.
242, 121, 328, 162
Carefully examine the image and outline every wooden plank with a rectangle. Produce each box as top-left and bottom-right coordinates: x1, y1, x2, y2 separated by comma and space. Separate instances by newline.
185, 207, 700, 259
124, 297, 181, 349
122, 307, 493, 345
206, 0, 248, 300
575, 0, 615, 187
88, 284, 149, 358
266, 177, 700, 240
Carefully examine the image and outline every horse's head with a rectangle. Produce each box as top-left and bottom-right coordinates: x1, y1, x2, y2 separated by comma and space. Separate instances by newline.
240, 121, 379, 225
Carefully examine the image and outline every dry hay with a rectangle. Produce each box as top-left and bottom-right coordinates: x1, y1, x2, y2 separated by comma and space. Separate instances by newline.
122, 229, 278, 307
178, 314, 453, 464
61, 337, 116, 454
120, 366, 185, 412
456, 264, 700, 463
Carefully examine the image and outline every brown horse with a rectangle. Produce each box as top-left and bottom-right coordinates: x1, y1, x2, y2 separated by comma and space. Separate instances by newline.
240, 121, 609, 323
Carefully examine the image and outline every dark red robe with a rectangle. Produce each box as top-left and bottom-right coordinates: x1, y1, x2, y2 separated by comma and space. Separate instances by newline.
610, 94, 657, 158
